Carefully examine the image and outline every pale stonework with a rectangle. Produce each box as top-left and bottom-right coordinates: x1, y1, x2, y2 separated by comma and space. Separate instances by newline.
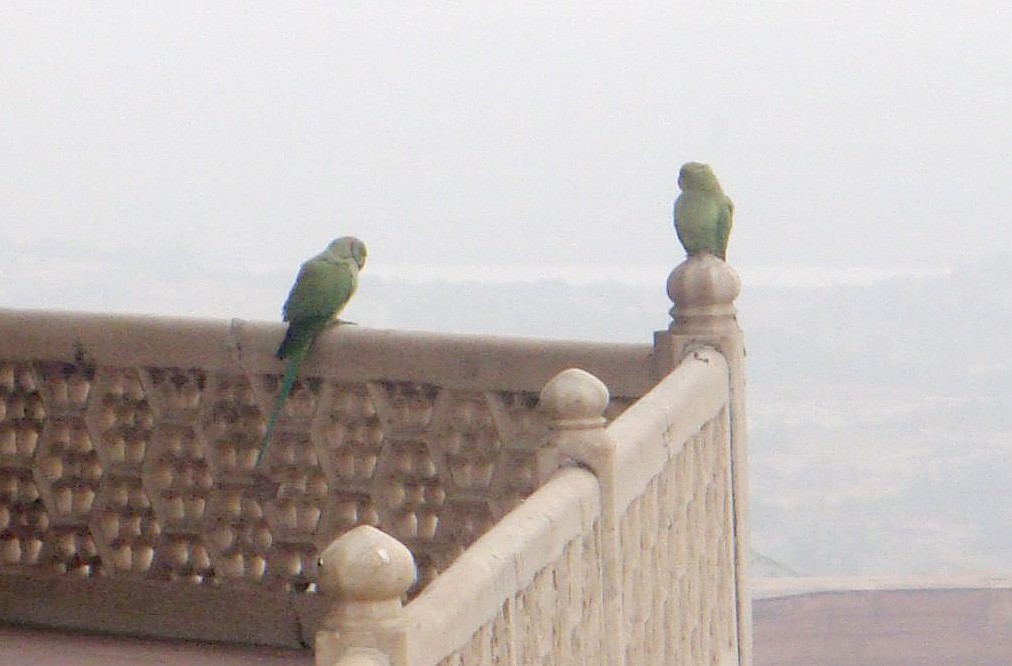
0, 252, 751, 665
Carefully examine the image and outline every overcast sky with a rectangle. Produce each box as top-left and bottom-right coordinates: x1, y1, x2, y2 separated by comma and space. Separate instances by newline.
2, 3, 1010, 319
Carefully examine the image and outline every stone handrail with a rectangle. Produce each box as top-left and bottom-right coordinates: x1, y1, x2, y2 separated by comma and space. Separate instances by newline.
0, 310, 654, 394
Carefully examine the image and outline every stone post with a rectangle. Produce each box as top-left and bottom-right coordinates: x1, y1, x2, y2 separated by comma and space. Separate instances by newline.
315, 525, 417, 666
654, 253, 752, 666
538, 368, 623, 666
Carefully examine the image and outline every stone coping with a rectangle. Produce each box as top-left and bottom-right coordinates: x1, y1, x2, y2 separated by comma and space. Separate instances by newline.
0, 308, 654, 396
608, 347, 729, 516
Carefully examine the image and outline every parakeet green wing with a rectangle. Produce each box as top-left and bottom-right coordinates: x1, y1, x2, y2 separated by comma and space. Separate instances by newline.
276, 259, 358, 359
716, 197, 733, 260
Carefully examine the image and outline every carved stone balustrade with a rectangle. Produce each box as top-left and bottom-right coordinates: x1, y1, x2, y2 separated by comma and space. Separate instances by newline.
1, 242, 751, 664
308, 249, 751, 665
0, 311, 650, 645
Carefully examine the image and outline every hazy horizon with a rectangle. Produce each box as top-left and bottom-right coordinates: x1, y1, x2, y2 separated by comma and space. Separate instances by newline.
3, 3, 1011, 291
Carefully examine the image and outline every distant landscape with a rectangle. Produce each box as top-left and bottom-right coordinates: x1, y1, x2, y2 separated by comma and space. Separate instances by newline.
745, 255, 1012, 576
355, 254, 1012, 577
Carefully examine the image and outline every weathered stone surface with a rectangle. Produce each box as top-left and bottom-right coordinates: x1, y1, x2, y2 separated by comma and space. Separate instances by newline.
0, 310, 647, 646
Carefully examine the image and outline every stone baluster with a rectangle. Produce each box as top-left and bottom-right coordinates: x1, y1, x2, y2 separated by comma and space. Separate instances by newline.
654, 252, 752, 665
315, 525, 417, 666
538, 368, 623, 666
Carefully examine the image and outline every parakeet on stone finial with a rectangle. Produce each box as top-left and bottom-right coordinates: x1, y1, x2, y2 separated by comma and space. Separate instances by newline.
673, 162, 734, 260
256, 236, 366, 467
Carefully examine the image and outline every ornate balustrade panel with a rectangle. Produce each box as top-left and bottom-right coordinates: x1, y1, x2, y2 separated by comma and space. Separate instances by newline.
319, 351, 739, 666
0, 309, 648, 645
406, 467, 604, 666
617, 410, 736, 664
432, 522, 604, 666
606, 348, 739, 664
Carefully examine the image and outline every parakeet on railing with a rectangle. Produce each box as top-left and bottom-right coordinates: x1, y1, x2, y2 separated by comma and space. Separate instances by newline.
256, 236, 366, 467
673, 162, 734, 260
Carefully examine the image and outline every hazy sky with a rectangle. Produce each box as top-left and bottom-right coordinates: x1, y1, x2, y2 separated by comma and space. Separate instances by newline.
2, 3, 1010, 318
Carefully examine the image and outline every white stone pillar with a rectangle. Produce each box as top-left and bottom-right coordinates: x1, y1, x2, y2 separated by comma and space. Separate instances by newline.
654, 253, 752, 666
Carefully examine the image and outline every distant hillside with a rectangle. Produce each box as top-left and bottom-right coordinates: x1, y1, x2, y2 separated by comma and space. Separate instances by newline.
354, 276, 668, 343
745, 255, 1012, 576
744, 254, 1012, 394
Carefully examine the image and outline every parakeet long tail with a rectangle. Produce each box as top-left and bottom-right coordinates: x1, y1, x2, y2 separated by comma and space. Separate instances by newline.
256, 343, 310, 467
257, 315, 330, 466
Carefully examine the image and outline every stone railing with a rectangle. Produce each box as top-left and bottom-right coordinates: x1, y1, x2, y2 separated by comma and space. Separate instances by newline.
0, 254, 749, 664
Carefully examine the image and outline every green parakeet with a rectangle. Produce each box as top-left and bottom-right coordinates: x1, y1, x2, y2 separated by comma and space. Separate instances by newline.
256, 236, 367, 466
673, 162, 734, 260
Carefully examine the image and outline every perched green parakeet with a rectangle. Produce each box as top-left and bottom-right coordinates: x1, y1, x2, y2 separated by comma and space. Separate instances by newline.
673, 162, 734, 260
256, 236, 367, 466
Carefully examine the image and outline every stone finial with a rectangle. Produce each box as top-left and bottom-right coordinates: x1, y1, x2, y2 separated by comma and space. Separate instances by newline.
537, 368, 613, 479
666, 252, 741, 333
538, 368, 610, 429
315, 526, 415, 666
318, 525, 417, 604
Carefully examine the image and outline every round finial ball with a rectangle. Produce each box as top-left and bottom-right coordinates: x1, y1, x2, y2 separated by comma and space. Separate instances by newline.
317, 525, 417, 600
667, 253, 741, 308
538, 368, 610, 422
